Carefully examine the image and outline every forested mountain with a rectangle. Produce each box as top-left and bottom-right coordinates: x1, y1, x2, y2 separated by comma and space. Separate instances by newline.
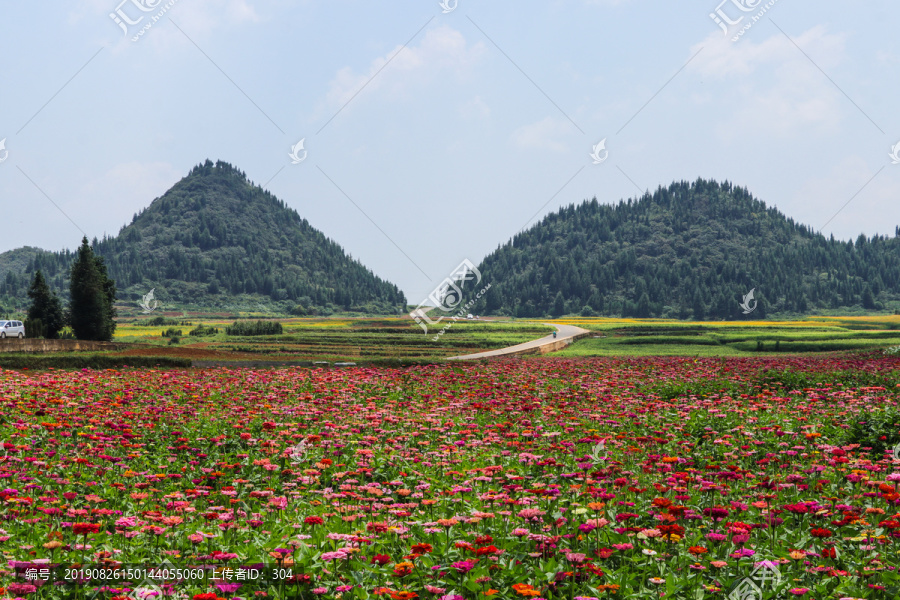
0, 160, 406, 314
467, 179, 900, 319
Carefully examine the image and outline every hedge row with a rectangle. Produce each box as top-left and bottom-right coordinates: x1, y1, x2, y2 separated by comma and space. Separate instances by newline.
0, 355, 192, 370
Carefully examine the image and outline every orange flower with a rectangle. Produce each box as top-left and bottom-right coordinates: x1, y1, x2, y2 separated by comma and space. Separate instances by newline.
390, 592, 418, 600
483, 591, 499, 596
512, 584, 541, 597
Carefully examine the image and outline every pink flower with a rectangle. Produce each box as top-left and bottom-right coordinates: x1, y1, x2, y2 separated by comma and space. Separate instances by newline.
115, 516, 138, 528
451, 559, 478, 573
320, 551, 347, 561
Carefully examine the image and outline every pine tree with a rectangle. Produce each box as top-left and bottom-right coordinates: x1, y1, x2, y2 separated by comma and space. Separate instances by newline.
69, 238, 117, 341
552, 291, 566, 317
26, 270, 64, 338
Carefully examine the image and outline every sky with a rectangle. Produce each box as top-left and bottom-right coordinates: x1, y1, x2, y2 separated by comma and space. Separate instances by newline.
2, 0, 899, 305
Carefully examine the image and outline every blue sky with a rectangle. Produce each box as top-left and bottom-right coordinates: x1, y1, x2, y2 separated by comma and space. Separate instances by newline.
2, 0, 899, 304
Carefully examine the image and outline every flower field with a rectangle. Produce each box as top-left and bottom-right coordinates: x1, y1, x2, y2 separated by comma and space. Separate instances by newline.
0, 355, 899, 600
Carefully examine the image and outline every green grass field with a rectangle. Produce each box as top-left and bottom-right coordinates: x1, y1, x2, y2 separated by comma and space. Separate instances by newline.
5, 313, 900, 369
550, 315, 900, 357
110, 316, 555, 362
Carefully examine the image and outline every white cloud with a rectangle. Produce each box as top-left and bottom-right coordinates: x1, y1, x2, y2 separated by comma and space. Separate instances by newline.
511, 116, 575, 153
688, 26, 847, 138
690, 25, 846, 79
325, 26, 485, 107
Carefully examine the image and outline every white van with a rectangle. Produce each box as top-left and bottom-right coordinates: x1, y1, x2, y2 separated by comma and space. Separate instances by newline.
0, 321, 25, 339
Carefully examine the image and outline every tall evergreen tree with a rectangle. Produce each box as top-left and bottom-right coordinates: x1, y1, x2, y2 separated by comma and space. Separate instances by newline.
69, 238, 117, 341
26, 270, 64, 338
552, 291, 566, 317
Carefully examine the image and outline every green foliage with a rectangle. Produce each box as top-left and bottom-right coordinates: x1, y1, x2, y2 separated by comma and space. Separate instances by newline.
0, 160, 406, 314
188, 324, 219, 336
137, 316, 188, 327
838, 406, 900, 455
162, 328, 183, 337
466, 178, 900, 318
69, 238, 117, 341
225, 320, 283, 336
24, 318, 43, 339
0, 354, 190, 370
26, 270, 64, 338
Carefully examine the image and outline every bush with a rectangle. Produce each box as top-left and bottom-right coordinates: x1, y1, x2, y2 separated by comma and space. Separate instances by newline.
225, 320, 283, 336
0, 354, 191, 370
24, 318, 43, 339
168, 336, 181, 345
189, 325, 219, 337
162, 328, 183, 337
137, 316, 185, 327
838, 406, 900, 456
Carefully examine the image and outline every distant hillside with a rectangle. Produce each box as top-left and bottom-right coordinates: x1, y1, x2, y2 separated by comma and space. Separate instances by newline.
0, 160, 406, 314
468, 179, 900, 319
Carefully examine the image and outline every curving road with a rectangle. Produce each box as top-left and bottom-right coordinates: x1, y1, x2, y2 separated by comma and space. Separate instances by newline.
447, 322, 591, 361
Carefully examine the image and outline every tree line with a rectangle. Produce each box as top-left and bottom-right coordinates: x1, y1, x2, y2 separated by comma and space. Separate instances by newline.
466, 179, 900, 319
26, 238, 117, 341
1, 160, 406, 315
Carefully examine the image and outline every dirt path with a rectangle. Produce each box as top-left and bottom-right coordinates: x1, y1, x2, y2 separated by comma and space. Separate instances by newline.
447, 323, 591, 360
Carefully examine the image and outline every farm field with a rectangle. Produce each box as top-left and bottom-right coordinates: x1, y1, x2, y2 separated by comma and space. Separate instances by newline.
1, 355, 899, 599
109, 317, 556, 363
552, 316, 900, 358
102, 314, 900, 364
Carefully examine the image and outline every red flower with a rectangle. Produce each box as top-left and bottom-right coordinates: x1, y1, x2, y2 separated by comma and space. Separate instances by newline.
371, 554, 391, 566
810, 527, 832, 539
475, 545, 499, 556
410, 543, 432, 555
304, 516, 324, 525
72, 523, 100, 535
659, 524, 685, 537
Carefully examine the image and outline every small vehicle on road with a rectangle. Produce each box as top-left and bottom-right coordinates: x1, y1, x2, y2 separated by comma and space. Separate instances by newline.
0, 320, 25, 339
